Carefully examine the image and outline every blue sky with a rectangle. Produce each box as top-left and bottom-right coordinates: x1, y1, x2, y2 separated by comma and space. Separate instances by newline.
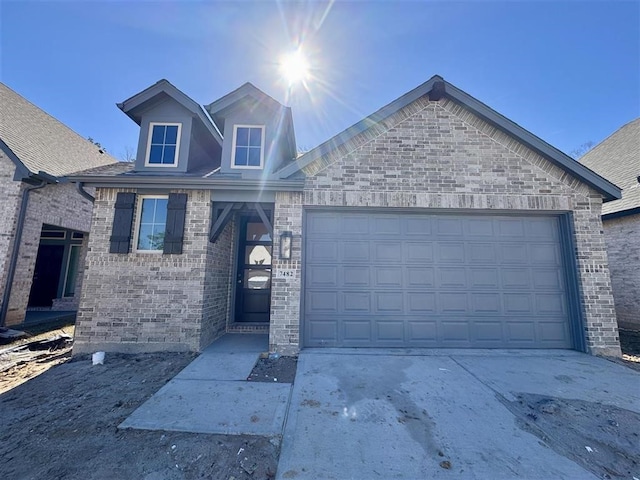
2, 1, 639, 160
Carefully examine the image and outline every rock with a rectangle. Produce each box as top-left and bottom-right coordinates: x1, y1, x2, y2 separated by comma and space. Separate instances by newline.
538, 401, 559, 414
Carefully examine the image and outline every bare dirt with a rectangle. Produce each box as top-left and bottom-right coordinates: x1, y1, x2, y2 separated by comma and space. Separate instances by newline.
0, 324, 638, 479
0, 326, 297, 480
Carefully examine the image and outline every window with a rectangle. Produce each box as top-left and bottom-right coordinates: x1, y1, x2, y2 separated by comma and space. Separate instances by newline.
134, 196, 168, 252
145, 123, 181, 166
232, 125, 264, 169
63, 245, 81, 297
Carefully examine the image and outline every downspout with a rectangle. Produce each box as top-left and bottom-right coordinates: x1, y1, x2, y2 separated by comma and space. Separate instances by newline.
76, 181, 95, 203
0, 179, 47, 327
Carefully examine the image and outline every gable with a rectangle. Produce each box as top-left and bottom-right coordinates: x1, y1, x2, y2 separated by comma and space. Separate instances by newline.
305, 96, 598, 204
280, 76, 620, 203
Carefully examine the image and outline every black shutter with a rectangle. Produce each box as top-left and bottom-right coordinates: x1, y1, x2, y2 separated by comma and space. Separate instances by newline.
163, 193, 187, 254
109, 192, 136, 253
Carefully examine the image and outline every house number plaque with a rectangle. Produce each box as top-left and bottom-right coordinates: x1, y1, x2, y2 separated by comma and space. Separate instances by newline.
276, 269, 296, 279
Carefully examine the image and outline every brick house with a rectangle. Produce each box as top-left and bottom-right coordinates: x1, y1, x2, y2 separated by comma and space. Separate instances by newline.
70, 76, 622, 357
580, 118, 640, 331
0, 83, 118, 327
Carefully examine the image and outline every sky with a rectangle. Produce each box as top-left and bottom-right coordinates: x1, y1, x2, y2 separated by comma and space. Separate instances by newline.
1, 0, 639, 161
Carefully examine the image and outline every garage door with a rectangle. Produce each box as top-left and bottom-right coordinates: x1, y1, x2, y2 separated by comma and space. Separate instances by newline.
303, 211, 573, 349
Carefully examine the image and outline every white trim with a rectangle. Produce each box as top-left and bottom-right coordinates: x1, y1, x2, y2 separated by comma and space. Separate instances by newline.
230, 124, 265, 170
144, 122, 182, 167
62, 244, 81, 297
133, 194, 169, 253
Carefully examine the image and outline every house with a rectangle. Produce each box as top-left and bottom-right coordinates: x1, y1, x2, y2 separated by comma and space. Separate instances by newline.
0, 83, 118, 327
69, 76, 622, 357
580, 119, 640, 331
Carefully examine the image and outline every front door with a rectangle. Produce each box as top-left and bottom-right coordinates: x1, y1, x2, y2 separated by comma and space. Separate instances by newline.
28, 244, 65, 307
235, 217, 272, 323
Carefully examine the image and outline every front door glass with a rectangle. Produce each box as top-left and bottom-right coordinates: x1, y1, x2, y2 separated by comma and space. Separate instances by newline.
236, 218, 272, 323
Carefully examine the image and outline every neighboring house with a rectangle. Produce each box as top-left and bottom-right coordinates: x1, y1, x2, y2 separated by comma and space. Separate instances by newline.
0, 83, 118, 327
580, 118, 640, 331
69, 76, 622, 357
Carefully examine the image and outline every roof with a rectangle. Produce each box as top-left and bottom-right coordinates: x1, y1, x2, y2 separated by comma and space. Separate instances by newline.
205, 82, 297, 158
0, 82, 118, 178
117, 79, 222, 145
276, 75, 621, 203
580, 118, 640, 217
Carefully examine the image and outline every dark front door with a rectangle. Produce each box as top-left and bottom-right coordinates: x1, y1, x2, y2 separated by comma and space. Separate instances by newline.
28, 244, 65, 307
235, 217, 272, 323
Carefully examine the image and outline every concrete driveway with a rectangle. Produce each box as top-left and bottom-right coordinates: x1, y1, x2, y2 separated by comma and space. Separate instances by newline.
278, 350, 640, 480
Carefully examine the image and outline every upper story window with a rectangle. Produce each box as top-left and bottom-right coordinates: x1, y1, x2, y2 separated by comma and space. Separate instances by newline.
145, 123, 181, 167
232, 125, 264, 169
134, 195, 168, 252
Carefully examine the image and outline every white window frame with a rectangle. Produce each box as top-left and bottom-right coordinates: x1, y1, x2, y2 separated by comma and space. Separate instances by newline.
133, 195, 169, 253
144, 122, 182, 167
231, 124, 265, 170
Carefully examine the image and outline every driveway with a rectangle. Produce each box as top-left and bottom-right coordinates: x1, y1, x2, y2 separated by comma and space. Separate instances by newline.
278, 350, 640, 480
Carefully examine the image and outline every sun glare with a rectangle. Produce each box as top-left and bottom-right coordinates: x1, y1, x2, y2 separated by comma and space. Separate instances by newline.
279, 49, 310, 85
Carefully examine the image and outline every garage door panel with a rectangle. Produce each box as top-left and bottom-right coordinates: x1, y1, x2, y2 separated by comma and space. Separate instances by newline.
407, 292, 436, 312
405, 217, 433, 236
439, 267, 468, 288
341, 215, 369, 235
375, 292, 403, 312
406, 242, 434, 263
307, 266, 338, 287
306, 291, 338, 313
343, 292, 371, 313
468, 243, 497, 263
437, 218, 464, 235
304, 211, 573, 349
343, 241, 370, 262
308, 241, 338, 262
374, 242, 403, 262
406, 267, 435, 287
375, 267, 403, 287
500, 244, 529, 264
438, 243, 465, 262
470, 267, 499, 288
470, 293, 501, 314
343, 266, 371, 287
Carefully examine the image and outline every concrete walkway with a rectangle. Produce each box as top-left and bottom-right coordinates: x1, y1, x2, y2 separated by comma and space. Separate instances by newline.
278, 349, 640, 480
119, 334, 292, 436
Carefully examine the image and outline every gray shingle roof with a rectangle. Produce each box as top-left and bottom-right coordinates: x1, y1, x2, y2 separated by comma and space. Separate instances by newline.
580, 118, 640, 215
0, 82, 118, 178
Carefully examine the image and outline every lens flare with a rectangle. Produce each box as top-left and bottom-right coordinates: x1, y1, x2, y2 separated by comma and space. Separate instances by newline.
279, 48, 310, 85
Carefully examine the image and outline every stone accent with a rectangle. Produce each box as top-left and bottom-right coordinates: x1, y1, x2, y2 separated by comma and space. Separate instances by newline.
283, 96, 619, 357
603, 214, 640, 331
1, 158, 95, 326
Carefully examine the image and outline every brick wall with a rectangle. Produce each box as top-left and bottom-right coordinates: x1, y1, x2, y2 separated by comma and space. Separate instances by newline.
268, 96, 620, 356
0, 152, 21, 319
74, 189, 216, 354
3, 177, 94, 326
603, 214, 640, 331
199, 215, 234, 349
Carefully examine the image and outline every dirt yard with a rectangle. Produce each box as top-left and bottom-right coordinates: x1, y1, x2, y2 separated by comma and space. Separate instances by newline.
0, 324, 638, 480
0, 326, 294, 480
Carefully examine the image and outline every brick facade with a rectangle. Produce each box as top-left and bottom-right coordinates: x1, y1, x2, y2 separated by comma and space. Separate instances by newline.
77, 94, 620, 357
268, 96, 620, 356
603, 214, 640, 330
74, 189, 219, 353
1, 148, 95, 326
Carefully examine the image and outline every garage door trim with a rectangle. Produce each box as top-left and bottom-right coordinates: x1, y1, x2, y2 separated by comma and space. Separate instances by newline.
300, 207, 585, 351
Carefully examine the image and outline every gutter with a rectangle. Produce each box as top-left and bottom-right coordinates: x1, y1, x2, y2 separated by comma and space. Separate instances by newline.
67, 175, 306, 191
75, 182, 95, 202
0, 173, 54, 327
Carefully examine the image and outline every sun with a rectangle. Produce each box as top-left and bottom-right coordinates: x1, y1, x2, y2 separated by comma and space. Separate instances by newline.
279, 48, 310, 85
